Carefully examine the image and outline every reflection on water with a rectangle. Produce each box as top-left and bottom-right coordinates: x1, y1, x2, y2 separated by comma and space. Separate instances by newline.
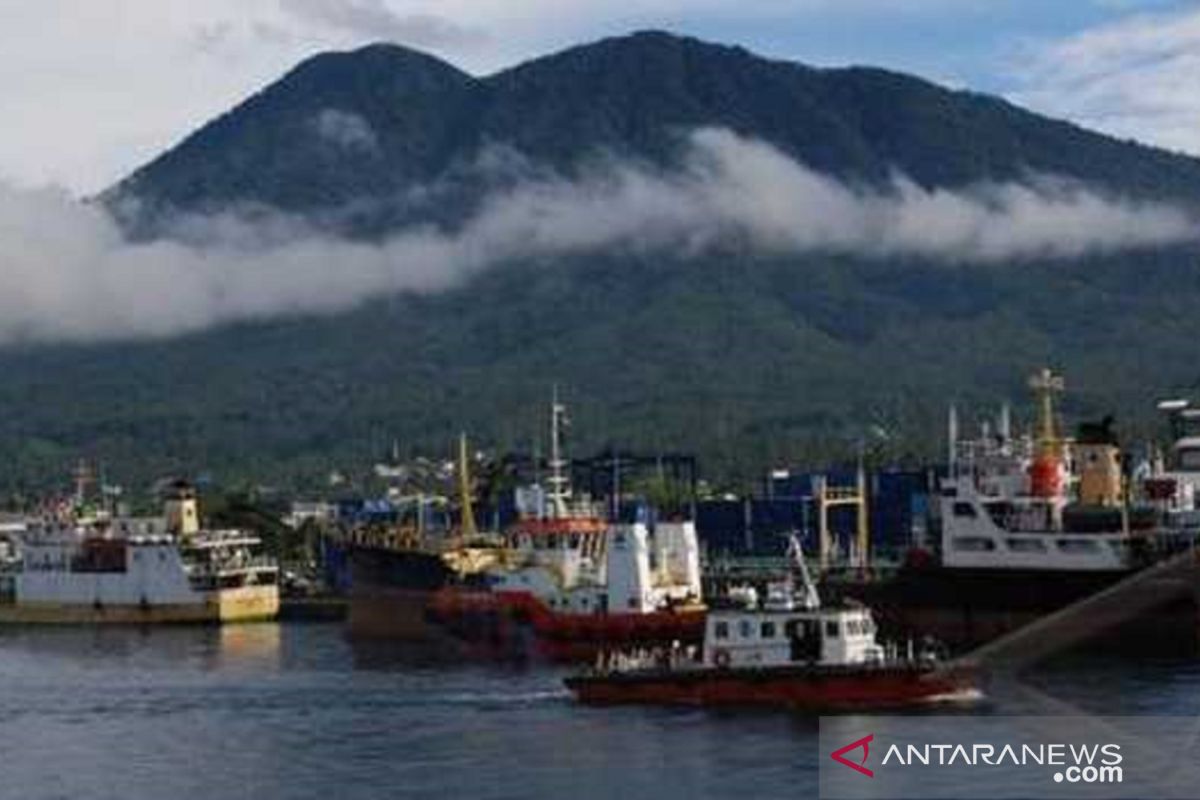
0, 622, 284, 674
0, 623, 1197, 800
218, 622, 282, 669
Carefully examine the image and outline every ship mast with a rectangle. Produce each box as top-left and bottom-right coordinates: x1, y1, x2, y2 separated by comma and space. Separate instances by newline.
72, 459, 92, 508
1029, 367, 1065, 458
457, 432, 478, 539
947, 404, 959, 474
547, 387, 571, 519
787, 534, 821, 610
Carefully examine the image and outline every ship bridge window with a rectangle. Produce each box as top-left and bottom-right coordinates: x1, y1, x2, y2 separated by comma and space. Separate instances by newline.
1005, 538, 1047, 553
952, 502, 978, 519
714, 621, 729, 640
761, 621, 776, 639
825, 621, 840, 638
952, 536, 997, 552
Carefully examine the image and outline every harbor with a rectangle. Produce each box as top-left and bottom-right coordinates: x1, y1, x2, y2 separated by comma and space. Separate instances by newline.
4, 368, 1200, 672
5, 374, 1200, 798
6, 5, 1200, 797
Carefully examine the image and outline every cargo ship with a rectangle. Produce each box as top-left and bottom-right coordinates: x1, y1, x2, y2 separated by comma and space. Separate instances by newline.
0, 479, 279, 624
849, 369, 1198, 651
348, 397, 705, 661
565, 537, 975, 709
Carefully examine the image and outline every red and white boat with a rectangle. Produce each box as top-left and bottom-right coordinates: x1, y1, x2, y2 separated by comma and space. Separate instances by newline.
424, 395, 706, 661
564, 538, 977, 709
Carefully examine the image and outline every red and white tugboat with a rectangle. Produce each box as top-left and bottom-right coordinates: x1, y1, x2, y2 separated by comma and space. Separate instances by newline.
425, 394, 706, 662
564, 537, 976, 709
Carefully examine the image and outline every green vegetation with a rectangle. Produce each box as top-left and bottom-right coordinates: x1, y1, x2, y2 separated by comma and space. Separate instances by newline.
3, 247, 1196, 496
2, 31, 1197, 496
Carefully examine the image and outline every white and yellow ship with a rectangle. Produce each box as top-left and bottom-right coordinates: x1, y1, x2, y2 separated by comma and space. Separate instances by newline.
0, 482, 279, 624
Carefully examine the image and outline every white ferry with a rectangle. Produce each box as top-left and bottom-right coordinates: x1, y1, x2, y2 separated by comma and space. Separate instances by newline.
0, 481, 279, 624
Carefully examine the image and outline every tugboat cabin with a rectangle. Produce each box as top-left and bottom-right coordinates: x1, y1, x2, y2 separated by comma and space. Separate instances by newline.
704, 586, 884, 669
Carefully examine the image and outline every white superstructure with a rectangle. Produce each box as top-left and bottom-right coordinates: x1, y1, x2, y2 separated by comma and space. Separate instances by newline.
0, 483, 279, 624
488, 396, 703, 616
702, 538, 885, 669
939, 369, 1161, 572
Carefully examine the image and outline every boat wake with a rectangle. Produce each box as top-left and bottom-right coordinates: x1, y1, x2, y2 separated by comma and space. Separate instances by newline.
434, 688, 573, 708
923, 688, 986, 705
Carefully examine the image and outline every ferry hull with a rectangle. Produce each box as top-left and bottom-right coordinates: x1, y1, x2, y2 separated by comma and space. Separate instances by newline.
0, 586, 279, 625
565, 663, 975, 709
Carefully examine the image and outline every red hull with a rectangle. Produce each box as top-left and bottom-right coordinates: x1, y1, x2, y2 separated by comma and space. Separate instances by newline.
427, 587, 706, 663
564, 663, 976, 709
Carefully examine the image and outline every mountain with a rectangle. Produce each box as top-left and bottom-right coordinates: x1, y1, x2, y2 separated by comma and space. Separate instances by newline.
111, 31, 1200, 233
4, 31, 1200, 494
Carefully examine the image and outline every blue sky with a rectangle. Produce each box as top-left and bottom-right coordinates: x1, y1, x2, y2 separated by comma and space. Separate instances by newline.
0, 0, 1198, 193
635, 1, 1191, 92
626, 2, 1116, 80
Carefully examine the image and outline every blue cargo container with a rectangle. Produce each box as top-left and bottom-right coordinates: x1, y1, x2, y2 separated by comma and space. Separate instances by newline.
696, 468, 932, 558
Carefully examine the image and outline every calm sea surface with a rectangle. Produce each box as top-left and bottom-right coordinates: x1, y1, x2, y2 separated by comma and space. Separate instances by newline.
1, 623, 1198, 800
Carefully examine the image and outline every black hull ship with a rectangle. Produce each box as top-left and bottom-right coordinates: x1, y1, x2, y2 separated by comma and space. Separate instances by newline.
846, 370, 1200, 653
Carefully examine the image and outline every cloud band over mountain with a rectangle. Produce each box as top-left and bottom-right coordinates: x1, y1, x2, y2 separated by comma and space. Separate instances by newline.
1, 129, 1195, 345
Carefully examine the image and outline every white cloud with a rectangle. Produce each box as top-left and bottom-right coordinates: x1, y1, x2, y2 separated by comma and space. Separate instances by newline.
277, 0, 482, 48
1008, 6, 1200, 156
0, 129, 1192, 346
310, 109, 379, 153
0, 0, 994, 195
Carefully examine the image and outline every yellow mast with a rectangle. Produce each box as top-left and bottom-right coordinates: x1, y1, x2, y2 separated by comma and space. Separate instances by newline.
1028, 367, 1065, 458
458, 432, 479, 540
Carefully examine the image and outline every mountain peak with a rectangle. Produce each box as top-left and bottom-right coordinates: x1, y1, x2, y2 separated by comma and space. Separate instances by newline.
270, 41, 473, 105
111, 29, 1200, 233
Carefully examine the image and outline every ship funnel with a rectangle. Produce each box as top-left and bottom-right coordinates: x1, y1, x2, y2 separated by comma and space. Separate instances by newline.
164, 479, 200, 538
